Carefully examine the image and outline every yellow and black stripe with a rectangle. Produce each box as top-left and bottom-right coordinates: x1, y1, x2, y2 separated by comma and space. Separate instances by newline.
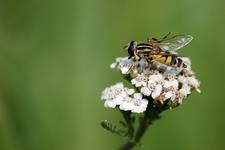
136, 43, 152, 50
148, 53, 186, 68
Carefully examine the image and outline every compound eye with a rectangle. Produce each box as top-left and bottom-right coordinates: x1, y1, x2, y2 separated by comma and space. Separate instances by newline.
123, 41, 134, 50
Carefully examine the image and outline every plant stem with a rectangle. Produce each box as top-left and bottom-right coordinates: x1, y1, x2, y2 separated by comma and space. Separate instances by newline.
119, 102, 162, 150
120, 110, 134, 139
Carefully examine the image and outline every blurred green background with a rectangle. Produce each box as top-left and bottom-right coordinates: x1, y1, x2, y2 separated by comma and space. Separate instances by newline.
0, 0, 225, 150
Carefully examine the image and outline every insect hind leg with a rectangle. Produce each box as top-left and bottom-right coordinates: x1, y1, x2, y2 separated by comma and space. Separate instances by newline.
160, 32, 171, 41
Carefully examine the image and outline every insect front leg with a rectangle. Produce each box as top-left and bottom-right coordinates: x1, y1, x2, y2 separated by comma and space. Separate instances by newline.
126, 58, 140, 74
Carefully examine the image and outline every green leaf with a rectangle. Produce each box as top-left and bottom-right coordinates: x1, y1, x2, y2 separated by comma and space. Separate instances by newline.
101, 120, 128, 137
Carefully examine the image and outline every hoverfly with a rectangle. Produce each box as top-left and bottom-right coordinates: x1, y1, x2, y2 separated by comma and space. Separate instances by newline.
123, 32, 193, 73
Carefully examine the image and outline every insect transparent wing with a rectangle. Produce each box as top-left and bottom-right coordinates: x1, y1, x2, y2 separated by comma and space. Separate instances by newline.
159, 35, 193, 51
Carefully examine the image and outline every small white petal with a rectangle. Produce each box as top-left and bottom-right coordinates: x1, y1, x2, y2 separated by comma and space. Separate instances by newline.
180, 88, 189, 97
171, 94, 176, 101
114, 96, 124, 105
121, 67, 130, 74
126, 89, 135, 95
188, 77, 200, 89
119, 102, 134, 111
133, 93, 143, 99
131, 78, 137, 85
152, 84, 162, 99
141, 81, 147, 87
178, 75, 188, 84
140, 87, 151, 96
104, 100, 117, 108
132, 107, 145, 113
110, 62, 117, 69
119, 91, 127, 97
164, 91, 173, 99
114, 82, 124, 89
196, 88, 201, 93
131, 74, 148, 87
115, 57, 124, 62
131, 99, 148, 113
182, 84, 191, 95
178, 97, 184, 104
164, 79, 178, 89
149, 74, 163, 82
135, 82, 142, 87
142, 99, 148, 105
148, 79, 156, 86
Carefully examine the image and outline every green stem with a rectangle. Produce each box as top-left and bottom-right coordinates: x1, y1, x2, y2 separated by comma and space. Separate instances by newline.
120, 110, 134, 139
119, 102, 163, 150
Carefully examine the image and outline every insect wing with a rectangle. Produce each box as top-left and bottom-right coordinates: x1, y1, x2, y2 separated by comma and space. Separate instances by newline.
159, 35, 193, 51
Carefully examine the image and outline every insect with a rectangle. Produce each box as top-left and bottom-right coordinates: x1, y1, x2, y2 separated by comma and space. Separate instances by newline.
123, 33, 193, 73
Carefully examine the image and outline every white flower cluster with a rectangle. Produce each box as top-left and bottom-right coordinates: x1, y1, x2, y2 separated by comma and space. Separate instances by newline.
109, 56, 200, 107
131, 70, 200, 105
101, 82, 148, 113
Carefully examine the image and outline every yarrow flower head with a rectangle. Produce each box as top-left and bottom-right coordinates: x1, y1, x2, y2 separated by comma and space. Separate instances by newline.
101, 82, 148, 113
101, 34, 200, 112
108, 56, 200, 108
100, 34, 201, 150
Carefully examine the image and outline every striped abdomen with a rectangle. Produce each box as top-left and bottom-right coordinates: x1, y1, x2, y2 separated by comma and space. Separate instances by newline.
148, 54, 187, 68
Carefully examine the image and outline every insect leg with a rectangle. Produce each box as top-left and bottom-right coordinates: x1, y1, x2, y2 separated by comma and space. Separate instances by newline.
128, 56, 133, 59
126, 59, 139, 74
147, 36, 159, 43
160, 32, 171, 41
